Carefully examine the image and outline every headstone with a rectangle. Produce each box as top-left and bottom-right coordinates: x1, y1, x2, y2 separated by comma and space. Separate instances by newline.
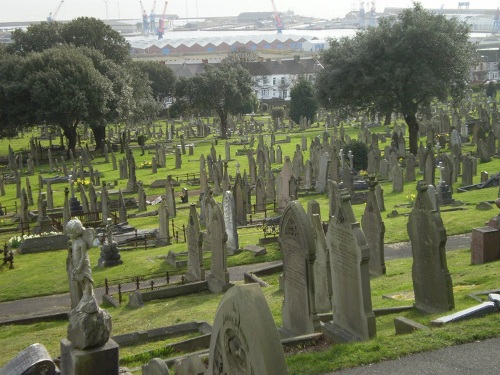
206, 204, 232, 293
392, 165, 404, 193
185, 204, 205, 282
279, 201, 320, 337
408, 182, 454, 313
322, 189, 376, 342
0, 343, 56, 375
207, 284, 287, 375
361, 177, 386, 276
223, 191, 239, 255
157, 196, 170, 245
315, 152, 330, 193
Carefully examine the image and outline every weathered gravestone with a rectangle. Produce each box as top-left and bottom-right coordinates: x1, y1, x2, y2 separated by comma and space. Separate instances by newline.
307, 201, 331, 314
185, 204, 205, 282
322, 189, 376, 342
223, 190, 239, 255
279, 201, 320, 338
206, 203, 233, 293
207, 284, 288, 375
392, 165, 404, 193
361, 177, 386, 276
408, 182, 454, 313
0, 343, 56, 375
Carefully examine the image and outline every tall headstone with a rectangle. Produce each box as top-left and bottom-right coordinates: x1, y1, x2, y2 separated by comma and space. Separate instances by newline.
223, 191, 239, 255
279, 201, 320, 337
408, 182, 454, 313
322, 189, 376, 342
392, 165, 404, 193
361, 177, 386, 276
157, 195, 171, 246
206, 204, 232, 293
185, 204, 205, 282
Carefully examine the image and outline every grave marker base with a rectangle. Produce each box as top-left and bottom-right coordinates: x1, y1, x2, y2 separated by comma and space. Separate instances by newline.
60, 338, 119, 375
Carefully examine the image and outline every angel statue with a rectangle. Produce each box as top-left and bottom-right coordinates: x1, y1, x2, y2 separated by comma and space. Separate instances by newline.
66, 218, 97, 313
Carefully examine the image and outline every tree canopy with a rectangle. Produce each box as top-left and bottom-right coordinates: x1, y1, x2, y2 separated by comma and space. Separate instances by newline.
316, 3, 476, 154
174, 62, 254, 138
289, 78, 318, 125
9, 17, 130, 64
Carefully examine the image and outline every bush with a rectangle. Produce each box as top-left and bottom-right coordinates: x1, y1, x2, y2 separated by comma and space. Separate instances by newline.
261, 103, 269, 113
343, 140, 368, 171
271, 107, 285, 123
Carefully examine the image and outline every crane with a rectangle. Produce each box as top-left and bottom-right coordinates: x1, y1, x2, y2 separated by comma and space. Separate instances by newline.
47, 0, 64, 22
494, 7, 500, 34
139, 1, 149, 34
157, 1, 168, 40
359, 1, 365, 29
149, 1, 157, 33
369, 0, 376, 27
270, 0, 284, 34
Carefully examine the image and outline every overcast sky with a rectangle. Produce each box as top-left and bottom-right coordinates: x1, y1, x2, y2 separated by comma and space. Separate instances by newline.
0, 0, 496, 23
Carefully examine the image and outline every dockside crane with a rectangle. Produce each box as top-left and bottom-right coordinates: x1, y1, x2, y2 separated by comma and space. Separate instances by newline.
47, 0, 64, 22
494, 7, 500, 34
157, 1, 168, 40
150, 1, 157, 33
369, 0, 376, 27
139, 1, 149, 34
270, 0, 284, 34
359, 1, 365, 29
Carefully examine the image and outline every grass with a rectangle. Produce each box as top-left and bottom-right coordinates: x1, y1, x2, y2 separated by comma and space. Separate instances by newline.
0, 116, 499, 372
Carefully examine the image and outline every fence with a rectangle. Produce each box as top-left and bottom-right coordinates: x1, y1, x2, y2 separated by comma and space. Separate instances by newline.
104, 269, 188, 305
171, 219, 186, 244
0, 202, 18, 216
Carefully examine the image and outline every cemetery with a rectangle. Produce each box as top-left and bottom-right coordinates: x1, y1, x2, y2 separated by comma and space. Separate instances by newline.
0, 96, 499, 375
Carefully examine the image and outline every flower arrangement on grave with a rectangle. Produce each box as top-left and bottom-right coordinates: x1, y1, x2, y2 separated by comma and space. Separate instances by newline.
359, 170, 368, 177
7, 231, 60, 248
73, 178, 91, 189
139, 161, 152, 169
406, 193, 416, 207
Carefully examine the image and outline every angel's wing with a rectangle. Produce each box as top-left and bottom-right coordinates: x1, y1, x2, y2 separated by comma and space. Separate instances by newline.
82, 228, 95, 249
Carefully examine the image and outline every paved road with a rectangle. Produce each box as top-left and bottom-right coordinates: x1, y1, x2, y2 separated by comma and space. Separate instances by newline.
325, 337, 500, 375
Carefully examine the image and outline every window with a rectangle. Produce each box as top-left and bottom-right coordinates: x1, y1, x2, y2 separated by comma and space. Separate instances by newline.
273, 77, 276, 85
261, 89, 269, 97
281, 90, 287, 99
263, 76, 268, 84
281, 77, 286, 85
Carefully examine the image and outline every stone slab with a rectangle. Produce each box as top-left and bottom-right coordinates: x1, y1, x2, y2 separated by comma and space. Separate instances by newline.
243, 272, 270, 287
60, 338, 119, 375
243, 244, 267, 256
18, 234, 67, 254
431, 302, 497, 326
140, 281, 208, 302
471, 226, 500, 264
394, 316, 430, 335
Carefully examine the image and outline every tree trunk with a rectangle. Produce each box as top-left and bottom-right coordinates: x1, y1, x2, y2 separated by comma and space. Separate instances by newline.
404, 112, 419, 155
92, 126, 106, 153
63, 126, 77, 159
220, 113, 228, 139
384, 110, 392, 126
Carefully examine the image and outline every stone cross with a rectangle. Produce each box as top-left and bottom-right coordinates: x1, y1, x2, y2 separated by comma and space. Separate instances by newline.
235, 161, 240, 174
339, 149, 344, 169
348, 150, 354, 170
438, 161, 445, 186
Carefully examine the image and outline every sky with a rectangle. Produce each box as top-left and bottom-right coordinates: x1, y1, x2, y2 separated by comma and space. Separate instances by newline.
0, 0, 496, 23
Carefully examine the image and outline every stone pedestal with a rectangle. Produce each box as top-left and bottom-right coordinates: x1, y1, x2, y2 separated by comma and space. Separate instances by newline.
69, 197, 83, 215
60, 338, 119, 375
471, 226, 500, 264
437, 184, 454, 206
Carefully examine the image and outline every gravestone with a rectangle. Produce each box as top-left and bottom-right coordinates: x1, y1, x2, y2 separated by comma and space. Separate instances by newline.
279, 201, 320, 337
233, 176, 247, 226
207, 284, 287, 375
323, 189, 376, 342
405, 154, 416, 182
185, 204, 205, 282
392, 165, 404, 193
309, 207, 331, 314
408, 182, 454, 313
361, 177, 386, 276
255, 176, 266, 212
315, 152, 330, 193
0, 343, 56, 375
157, 196, 170, 246
206, 204, 232, 293
424, 146, 436, 186
223, 191, 239, 255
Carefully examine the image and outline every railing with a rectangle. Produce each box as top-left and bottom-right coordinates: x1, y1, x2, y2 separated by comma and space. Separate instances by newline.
104, 269, 188, 305
0, 202, 18, 216
171, 219, 186, 244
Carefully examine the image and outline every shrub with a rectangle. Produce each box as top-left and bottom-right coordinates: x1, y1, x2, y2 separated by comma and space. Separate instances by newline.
271, 107, 285, 123
343, 140, 368, 171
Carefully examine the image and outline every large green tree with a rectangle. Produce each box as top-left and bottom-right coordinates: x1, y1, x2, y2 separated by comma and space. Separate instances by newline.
316, 3, 476, 154
9, 17, 130, 64
175, 62, 254, 138
290, 78, 319, 125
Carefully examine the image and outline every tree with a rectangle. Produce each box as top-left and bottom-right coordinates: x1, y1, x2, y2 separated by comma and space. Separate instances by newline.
9, 17, 130, 64
223, 47, 258, 68
176, 62, 254, 138
22, 46, 113, 156
316, 3, 476, 155
134, 61, 176, 116
289, 78, 318, 125
486, 81, 497, 99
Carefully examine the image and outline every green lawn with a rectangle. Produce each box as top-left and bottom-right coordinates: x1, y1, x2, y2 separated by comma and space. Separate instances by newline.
0, 116, 499, 373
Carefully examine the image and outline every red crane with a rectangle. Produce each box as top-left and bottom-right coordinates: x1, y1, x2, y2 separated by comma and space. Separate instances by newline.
270, 0, 284, 34
157, 1, 168, 39
139, 1, 149, 34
